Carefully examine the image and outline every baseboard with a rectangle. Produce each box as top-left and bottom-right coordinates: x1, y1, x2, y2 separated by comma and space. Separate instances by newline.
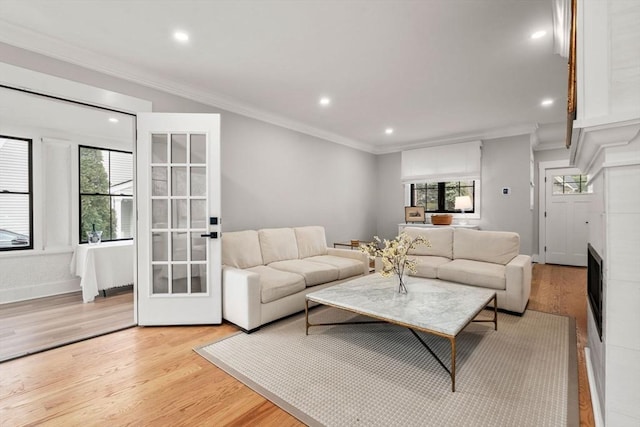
0, 278, 80, 304
532, 253, 540, 263
585, 347, 605, 427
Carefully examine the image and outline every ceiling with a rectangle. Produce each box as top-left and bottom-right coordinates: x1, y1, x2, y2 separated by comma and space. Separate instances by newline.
0, 0, 568, 153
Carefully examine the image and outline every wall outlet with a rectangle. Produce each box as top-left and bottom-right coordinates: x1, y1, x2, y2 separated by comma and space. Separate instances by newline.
502, 187, 511, 196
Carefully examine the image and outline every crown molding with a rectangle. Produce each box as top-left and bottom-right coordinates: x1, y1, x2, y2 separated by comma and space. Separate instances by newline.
570, 116, 640, 175
372, 123, 538, 154
533, 141, 568, 151
531, 121, 568, 151
0, 20, 375, 154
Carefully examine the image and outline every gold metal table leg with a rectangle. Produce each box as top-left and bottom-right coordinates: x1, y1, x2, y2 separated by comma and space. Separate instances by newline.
305, 299, 309, 335
493, 294, 498, 331
450, 337, 456, 392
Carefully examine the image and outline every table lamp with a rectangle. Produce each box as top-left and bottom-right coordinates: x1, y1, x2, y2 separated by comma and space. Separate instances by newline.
454, 196, 473, 225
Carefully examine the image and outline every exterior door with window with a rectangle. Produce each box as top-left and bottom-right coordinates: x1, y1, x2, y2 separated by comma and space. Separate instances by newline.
544, 167, 592, 267
137, 113, 221, 325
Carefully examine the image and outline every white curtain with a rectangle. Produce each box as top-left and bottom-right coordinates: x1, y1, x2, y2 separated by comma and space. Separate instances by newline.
552, 0, 571, 58
401, 140, 481, 183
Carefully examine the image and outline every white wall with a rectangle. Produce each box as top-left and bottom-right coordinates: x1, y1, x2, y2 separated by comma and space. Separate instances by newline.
0, 44, 378, 302
576, 0, 640, 127
532, 148, 571, 254
478, 135, 534, 254
220, 111, 377, 243
375, 152, 404, 240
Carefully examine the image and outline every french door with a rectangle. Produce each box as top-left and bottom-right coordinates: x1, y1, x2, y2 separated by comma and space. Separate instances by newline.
136, 113, 221, 325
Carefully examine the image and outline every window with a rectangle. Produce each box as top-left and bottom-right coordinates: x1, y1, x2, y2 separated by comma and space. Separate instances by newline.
411, 180, 476, 213
0, 136, 33, 251
552, 174, 592, 194
79, 146, 133, 243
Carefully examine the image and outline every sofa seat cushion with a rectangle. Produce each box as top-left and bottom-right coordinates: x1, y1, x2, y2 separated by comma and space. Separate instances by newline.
245, 265, 306, 303
409, 256, 452, 279
268, 259, 339, 287
437, 259, 506, 290
305, 255, 363, 280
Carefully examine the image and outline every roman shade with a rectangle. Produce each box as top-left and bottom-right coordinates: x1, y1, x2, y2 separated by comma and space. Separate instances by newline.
401, 140, 482, 183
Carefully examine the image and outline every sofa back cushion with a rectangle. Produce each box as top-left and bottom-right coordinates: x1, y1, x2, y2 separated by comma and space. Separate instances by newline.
222, 230, 263, 269
453, 228, 520, 265
259, 228, 299, 264
404, 227, 453, 259
294, 226, 328, 258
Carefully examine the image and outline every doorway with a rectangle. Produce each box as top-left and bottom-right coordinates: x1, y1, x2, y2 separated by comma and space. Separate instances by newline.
538, 161, 592, 267
0, 65, 150, 360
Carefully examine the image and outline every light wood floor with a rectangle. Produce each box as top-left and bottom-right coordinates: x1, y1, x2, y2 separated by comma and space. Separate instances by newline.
0, 264, 594, 426
0, 289, 135, 362
529, 263, 593, 426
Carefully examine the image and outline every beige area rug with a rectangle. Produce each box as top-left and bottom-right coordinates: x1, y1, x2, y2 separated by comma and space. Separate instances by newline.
196, 307, 578, 427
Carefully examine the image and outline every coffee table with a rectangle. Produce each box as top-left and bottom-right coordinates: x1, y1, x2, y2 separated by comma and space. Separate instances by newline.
305, 274, 497, 392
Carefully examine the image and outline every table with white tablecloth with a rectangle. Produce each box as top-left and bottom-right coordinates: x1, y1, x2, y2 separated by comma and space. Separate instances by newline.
69, 240, 134, 303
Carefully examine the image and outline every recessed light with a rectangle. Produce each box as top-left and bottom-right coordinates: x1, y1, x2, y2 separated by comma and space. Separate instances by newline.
541, 99, 554, 107
385, 128, 394, 135
108, 117, 119, 123
531, 30, 546, 39
319, 97, 331, 106
174, 31, 189, 42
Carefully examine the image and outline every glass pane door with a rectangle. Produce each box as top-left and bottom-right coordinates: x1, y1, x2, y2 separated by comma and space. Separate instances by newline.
151, 133, 207, 295
137, 112, 220, 325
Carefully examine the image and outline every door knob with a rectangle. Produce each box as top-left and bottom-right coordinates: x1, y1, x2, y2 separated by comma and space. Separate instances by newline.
200, 232, 219, 239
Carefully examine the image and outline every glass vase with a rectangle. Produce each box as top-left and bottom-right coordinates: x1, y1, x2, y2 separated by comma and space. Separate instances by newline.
87, 230, 103, 244
395, 273, 408, 294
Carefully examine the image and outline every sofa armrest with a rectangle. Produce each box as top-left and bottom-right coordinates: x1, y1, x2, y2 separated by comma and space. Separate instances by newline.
327, 247, 370, 275
222, 266, 262, 331
505, 255, 532, 313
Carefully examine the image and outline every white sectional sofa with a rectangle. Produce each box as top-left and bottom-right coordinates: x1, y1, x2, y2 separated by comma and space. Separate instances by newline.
403, 226, 532, 314
221, 226, 369, 331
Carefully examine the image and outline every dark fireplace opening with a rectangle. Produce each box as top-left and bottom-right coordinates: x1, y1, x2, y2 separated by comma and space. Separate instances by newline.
587, 243, 603, 341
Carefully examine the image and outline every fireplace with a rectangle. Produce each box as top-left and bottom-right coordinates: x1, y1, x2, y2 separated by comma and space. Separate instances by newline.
587, 243, 603, 341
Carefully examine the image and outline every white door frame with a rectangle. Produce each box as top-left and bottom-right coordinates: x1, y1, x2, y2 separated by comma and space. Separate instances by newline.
0, 62, 151, 113
537, 159, 570, 264
1, 62, 152, 323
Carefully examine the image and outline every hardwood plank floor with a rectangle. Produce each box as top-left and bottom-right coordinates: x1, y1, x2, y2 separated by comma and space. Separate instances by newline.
0, 290, 135, 362
0, 264, 594, 426
529, 263, 593, 427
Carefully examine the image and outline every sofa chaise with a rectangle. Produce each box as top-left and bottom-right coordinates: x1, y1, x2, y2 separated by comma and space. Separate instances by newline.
403, 226, 532, 313
221, 226, 369, 331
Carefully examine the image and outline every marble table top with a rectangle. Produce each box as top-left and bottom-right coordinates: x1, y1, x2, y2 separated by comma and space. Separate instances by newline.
306, 274, 496, 337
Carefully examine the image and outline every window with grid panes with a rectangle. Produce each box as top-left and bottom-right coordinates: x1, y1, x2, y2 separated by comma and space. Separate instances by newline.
79, 145, 133, 243
410, 181, 476, 213
552, 174, 592, 194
